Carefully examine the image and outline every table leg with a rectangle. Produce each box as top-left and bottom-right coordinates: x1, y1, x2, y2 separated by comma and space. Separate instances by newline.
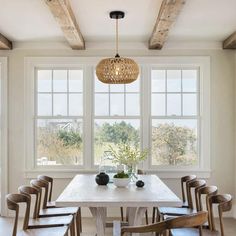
89, 207, 107, 236
134, 207, 148, 226
126, 207, 137, 226
127, 207, 149, 236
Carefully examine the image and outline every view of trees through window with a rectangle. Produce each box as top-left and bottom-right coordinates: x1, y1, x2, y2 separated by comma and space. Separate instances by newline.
152, 120, 197, 166
94, 120, 140, 165
37, 119, 83, 165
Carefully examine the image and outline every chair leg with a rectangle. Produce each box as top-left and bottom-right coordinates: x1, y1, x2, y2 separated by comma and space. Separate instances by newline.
155, 209, 162, 236
152, 207, 156, 223
70, 221, 75, 236
156, 207, 161, 222
162, 229, 169, 236
145, 210, 149, 225
120, 207, 124, 221
78, 208, 82, 232
76, 211, 81, 236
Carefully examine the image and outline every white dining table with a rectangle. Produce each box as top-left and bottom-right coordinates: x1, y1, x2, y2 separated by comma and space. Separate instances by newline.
56, 174, 181, 236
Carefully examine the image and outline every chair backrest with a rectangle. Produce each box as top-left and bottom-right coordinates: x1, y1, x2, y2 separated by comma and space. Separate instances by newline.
137, 169, 146, 175
30, 179, 49, 210
38, 175, 53, 202
195, 185, 218, 229
195, 185, 218, 211
18, 185, 41, 219
120, 211, 208, 236
6, 193, 31, 236
208, 194, 232, 236
186, 179, 206, 209
180, 175, 196, 205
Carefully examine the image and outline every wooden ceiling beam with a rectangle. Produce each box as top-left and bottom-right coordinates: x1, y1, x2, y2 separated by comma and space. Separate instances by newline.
223, 32, 236, 49
0, 33, 12, 50
149, 0, 185, 50
45, 0, 85, 50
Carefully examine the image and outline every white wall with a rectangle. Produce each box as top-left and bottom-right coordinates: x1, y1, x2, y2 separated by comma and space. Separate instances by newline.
234, 52, 236, 218
0, 45, 235, 217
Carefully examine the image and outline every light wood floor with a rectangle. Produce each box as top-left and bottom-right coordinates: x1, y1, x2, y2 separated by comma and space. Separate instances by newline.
1, 217, 236, 235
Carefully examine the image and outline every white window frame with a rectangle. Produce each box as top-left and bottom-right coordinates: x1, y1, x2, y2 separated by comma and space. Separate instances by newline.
24, 57, 96, 174
35, 68, 84, 167
93, 71, 142, 167
25, 56, 210, 179
149, 67, 200, 167
141, 57, 211, 178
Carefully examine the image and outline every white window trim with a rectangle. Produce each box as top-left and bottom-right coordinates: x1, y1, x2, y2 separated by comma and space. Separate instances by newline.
93, 73, 142, 167
141, 57, 211, 178
149, 66, 200, 169
24, 56, 210, 179
34, 68, 84, 167
0, 57, 8, 216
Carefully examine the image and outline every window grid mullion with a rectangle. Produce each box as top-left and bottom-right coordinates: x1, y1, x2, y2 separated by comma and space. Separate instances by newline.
94, 91, 138, 94
181, 69, 183, 116
152, 92, 197, 94
51, 70, 54, 116
38, 92, 83, 94
165, 69, 167, 116
67, 70, 69, 116
124, 85, 126, 116
108, 85, 111, 116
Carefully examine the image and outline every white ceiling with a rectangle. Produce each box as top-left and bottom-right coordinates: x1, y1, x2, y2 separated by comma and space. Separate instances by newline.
0, 0, 236, 44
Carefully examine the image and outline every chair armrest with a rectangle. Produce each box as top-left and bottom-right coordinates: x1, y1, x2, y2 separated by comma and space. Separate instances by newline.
120, 221, 166, 235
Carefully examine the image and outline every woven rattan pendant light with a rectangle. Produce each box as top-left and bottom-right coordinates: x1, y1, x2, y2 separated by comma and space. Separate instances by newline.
96, 11, 139, 84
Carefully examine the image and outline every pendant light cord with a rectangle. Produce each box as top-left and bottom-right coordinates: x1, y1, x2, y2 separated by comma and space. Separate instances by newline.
115, 18, 119, 57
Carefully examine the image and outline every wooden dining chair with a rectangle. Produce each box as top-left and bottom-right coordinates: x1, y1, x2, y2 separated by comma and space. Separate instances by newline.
113, 211, 208, 236
161, 185, 218, 234
120, 169, 149, 225
26, 180, 77, 235
152, 175, 197, 223
195, 186, 218, 229
19, 185, 77, 218
208, 194, 232, 235
36, 175, 82, 234
6, 193, 70, 236
37, 175, 55, 208
181, 175, 197, 207
170, 194, 232, 236
156, 179, 206, 221
14, 189, 75, 234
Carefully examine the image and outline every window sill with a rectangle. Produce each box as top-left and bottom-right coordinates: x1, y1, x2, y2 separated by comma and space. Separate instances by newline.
25, 169, 211, 179
144, 169, 211, 179
24, 169, 97, 179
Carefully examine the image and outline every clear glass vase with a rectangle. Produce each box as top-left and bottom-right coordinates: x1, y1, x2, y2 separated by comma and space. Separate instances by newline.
99, 151, 117, 181
126, 164, 138, 182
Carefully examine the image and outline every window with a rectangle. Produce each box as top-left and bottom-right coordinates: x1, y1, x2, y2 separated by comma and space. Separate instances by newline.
25, 57, 210, 177
94, 75, 141, 165
36, 69, 83, 166
151, 69, 199, 166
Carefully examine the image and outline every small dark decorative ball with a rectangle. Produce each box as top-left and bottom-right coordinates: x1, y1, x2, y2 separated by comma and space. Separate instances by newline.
136, 180, 145, 188
95, 172, 109, 185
